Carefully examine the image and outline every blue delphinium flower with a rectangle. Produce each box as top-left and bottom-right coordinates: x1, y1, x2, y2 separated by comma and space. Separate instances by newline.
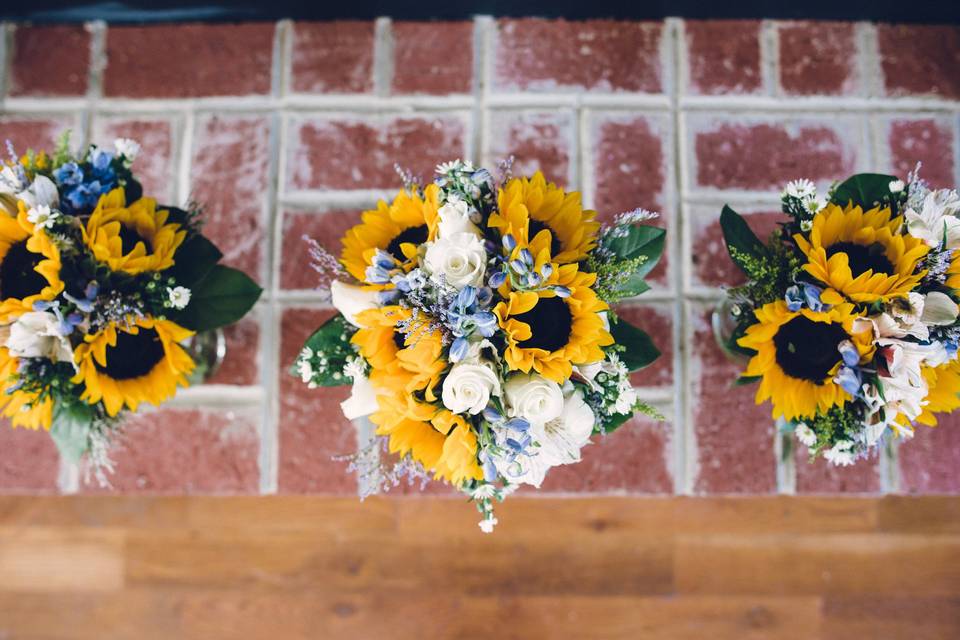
53, 162, 83, 187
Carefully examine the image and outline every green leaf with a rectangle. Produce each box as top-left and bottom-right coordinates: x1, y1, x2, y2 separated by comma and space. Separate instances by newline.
164, 233, 223, 286
599, 411, 632, 434
606, 225, 665, 278
50, 403, 94, 463
616, 273, 651, 298
293, 314, 356, 387
171, 265, 263, 332
734, 375, 761, 387
830, 173, 899, 210
719, 205, 767, 273
610, 318, 660, 372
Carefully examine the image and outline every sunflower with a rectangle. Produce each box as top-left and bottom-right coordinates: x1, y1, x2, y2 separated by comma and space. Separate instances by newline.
82, 188, 186, 275
916, 360, 960, 427
370, 393, 483, 486
0, 208, 64, 322
495, 264, 613, 383
738, 300, 874, 421
0, 347, 53, 429
794, 203, 929, 303
488, 171, 599, 264
340, 184, 441, 287
72, 317, 195, 416
351, 305, 446, 401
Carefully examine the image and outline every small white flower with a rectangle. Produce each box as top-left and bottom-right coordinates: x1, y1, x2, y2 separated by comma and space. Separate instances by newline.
436, 159, 474, 174
330, 279, 380, 327
889, 179, 905, 193
478, 517, 498, 534
300, 346, 313, 359
6, 311, 74, 365
800, 219, 813, 232
167, 286, 191, 309
614, 386, 638, 415
343, 356, 366, 381
803, 195, 828, 214
297, 359, 314, 384
114, 137, 141, 162
824, 440, 856, 467
504, 373, 564, 425
442, 360, 501, 415
783, 179, 816, 199
795, 423, 817, 447
424, 232, 487, 289
26, 204, 59, 230
471, 484, 498, 500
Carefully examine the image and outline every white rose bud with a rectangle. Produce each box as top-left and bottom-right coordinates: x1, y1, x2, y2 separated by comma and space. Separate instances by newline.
330, 279, 380, 327
442, 360, 501, 415
424, 232, 487, 289
6, 311, 73, 364
437, 197, 481, 238
504, 373, 564, 425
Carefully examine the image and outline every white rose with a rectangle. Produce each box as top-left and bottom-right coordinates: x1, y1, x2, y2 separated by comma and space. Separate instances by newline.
442, 360, 501, 415
437, 197, 481, 238
340, 372, 378, 420
330, 280, 380, 327
6, 311, 73, 364
423, 232, 486, 289
504, 373, 564, 425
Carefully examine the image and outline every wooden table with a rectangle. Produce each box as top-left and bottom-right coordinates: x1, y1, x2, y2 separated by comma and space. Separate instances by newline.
0, 496, 957, 639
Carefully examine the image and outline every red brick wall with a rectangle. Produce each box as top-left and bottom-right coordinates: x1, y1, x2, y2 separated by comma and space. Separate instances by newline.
1, 18, 958, 496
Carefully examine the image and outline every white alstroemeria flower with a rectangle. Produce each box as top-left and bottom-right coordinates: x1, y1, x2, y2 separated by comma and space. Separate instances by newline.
921, 291, 959, 326
877, 338, 930, 387
16, 175, 59, 210
537, 388, 595, 465
26, 204, 59, 230
442, 360, 501, 415
504, 373, 564, 425
904, 188, 960, 248
330, 279, 380, 327
340, 371, 378, 420
166, 286, 191, 309
0, 165, 25, 195
114, 137, 141, 162
783, 179, 816, 199
6, 311, 74, 364
795, 423, 817, 447
824, 441, 856, 467
436, 196, 481, 238
424, 232, 486, 289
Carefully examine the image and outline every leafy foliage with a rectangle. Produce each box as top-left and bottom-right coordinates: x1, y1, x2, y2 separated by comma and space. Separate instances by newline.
609, 317, 660, 372
170, 265, 263, 332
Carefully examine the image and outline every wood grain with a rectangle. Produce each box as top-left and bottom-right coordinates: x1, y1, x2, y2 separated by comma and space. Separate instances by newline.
0, 496, 956, 639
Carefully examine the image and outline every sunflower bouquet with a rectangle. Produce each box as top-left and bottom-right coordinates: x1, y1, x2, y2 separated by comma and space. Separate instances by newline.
719, 168, 960, 466
295, 160, 664, 531
0, 135, 261, 480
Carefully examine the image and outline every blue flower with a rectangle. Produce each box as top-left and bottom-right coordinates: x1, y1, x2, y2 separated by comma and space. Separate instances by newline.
837, 340, 860, 367
449, 337, 470, 362
53, 162, 83, 187
802, 283, 828, 312
833, 365, 861, 397
785, 285, 804, 312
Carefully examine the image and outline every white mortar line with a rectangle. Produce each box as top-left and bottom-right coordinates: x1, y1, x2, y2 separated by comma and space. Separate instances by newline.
760, 20, 778, 98
373, 17, 393, 98
472, 16, 491, 168
276, 19, 292, 99
668, 18, 690, 496
681, 96, 960, 113
0, 23, 10, 105
168, 385, 265, 408
281, 189, 396, 208
859, 22, 882, 99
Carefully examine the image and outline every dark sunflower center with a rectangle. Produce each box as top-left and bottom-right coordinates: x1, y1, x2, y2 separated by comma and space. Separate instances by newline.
773, 316, 848, 383
527, 219, 563, 257
392, 330, 407, 350
825, 241, 893, 277
95, 327, 166, 380
0, 240, 47, 300
385, 225, 428, 262
514, 296, 572, 352
117, 224, 152, 255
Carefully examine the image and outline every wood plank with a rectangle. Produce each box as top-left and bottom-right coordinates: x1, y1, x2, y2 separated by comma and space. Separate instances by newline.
0, 526, 126, 593
877, 496, 960, 534
822, 596, 960, 640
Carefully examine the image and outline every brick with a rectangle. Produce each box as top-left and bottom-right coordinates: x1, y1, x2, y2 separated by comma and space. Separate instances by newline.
878, 25, 960, 99
689, 301, 777, 494
94, 117, 176, 203
82, 408, 260, 493
487, 110, 574, 187
899, 415, 960, 493
291, 22, 374, 94
0, 423, 60, 493
190, 114, 271, 282
278, 308, 357, 494
691, 116, 859, 192
685, 21, 763, 95
778, 21, 858, 96
204, 314, 261, 387
538, 415, 672, 493
591, 113, 670, 286
689, 206, 782, 289
287, 115, 466, 191
104, 23, 275, 98
280, 209, 360, 290
495, 19, 662, 93
615, 303, 674, 389
392, 21, 473, 95
0, 116, 75, 156
9, 25, 90, 97
887, 118, 957, 190
795, 446, 881, 494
